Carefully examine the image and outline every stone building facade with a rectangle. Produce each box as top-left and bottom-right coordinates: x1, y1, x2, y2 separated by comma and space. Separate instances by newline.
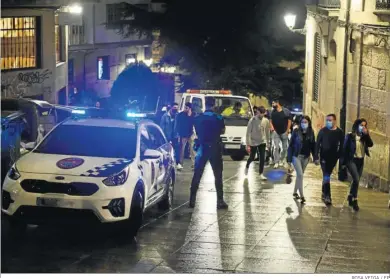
304, 0, 390, 192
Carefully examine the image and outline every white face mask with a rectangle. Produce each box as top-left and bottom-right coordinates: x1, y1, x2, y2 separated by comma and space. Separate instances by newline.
301, 123, 308, 130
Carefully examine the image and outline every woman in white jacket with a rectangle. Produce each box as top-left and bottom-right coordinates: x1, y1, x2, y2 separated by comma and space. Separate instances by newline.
245, 106, 271, 179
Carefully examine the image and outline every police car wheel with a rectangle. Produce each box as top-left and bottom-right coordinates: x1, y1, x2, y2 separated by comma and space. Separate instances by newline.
126, 187, 144, 238
158, 172, 174, 211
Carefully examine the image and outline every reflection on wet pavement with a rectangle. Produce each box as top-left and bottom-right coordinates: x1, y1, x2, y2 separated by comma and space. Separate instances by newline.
2, 158, 390, 273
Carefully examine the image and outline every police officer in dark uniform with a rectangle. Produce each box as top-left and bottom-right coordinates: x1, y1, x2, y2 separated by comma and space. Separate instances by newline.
189, 97, 228, 209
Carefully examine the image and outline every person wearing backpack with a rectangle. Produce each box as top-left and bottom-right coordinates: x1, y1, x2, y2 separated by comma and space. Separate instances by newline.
270, 100, 292, 169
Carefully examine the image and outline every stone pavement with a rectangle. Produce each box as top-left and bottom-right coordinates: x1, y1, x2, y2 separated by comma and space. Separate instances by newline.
2, 159, 390, 273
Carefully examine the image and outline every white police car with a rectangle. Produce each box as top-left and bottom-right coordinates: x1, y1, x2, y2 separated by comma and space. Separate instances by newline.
2, 110, 176, 237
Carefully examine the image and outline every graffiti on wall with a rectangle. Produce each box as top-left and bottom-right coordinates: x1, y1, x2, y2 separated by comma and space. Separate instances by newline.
1, 75, 27, 98
18, 69, 52, 86
1, 69, 52, 98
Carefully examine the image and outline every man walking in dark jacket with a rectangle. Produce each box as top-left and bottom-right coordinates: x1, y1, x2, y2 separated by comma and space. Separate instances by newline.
315, 113, 344, 205
175, 102, 195, 170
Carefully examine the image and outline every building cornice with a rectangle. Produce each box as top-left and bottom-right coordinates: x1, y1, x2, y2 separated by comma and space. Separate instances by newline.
307, 10, 337, 22
308, 9, 390, 36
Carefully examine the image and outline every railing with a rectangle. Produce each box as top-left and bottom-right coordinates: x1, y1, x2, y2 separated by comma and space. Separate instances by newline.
318, 0, 341, 9
376, 0, 390, 9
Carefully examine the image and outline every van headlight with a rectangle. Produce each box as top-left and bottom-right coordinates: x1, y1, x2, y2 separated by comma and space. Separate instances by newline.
241, 137, 246, 145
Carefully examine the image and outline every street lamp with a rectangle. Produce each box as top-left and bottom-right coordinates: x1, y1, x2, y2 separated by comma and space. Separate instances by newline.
69, 4, 83, 14
284, 13, 306, 35
284, 14, 296, 29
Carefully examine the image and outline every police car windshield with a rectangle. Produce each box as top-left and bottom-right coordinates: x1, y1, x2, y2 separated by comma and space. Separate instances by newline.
34, 125, 137, 159
207, 96, 253, 119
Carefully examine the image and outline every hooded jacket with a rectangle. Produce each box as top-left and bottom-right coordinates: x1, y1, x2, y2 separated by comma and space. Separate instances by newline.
246, 116, 270, 146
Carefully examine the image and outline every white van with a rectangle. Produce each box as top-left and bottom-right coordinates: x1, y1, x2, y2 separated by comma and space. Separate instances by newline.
178, 90, 254, 161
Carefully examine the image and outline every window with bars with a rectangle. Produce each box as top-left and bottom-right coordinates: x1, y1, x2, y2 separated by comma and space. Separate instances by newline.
0, 17, 38, 70
313, 33, 321, 103
106, 3, 126, 25
69, 25, 85, 45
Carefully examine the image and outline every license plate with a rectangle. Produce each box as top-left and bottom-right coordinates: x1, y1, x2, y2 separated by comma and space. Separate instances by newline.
36, 198, 59, 207
225, 144, 240, 149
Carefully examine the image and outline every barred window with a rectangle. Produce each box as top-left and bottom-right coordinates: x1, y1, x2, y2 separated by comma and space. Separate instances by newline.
1, 17, 38, 70
313, 33, 321, 102
106, 3, 128, 26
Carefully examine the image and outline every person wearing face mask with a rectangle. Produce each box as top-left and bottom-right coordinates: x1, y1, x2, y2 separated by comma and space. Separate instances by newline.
287, 116, 317, 204
315, 114, 344, 205
340, 118, 373, 211
245, 106, 271, 179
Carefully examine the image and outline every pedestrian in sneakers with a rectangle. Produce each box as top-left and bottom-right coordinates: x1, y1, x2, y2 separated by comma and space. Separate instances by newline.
245, 106, 270, 180
315, 114, 344, 205
340, 118, 373, 211
270, 100, 292, 169
287, 115, 317, 204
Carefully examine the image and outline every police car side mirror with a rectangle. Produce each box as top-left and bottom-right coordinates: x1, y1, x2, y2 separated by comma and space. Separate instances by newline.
141, 149, 160, 160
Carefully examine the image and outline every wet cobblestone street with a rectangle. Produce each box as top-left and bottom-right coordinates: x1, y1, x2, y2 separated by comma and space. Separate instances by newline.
2, 158, 390, 273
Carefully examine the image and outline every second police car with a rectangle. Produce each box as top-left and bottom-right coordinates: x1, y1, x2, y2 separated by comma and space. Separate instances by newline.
2, 110, 176, 237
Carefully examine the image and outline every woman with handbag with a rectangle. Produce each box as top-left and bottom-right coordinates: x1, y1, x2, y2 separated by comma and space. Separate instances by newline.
287, 115, 318, 204
340, 118, 374, 211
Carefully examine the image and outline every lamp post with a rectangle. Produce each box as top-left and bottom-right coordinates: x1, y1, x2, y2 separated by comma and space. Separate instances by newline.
284, 13, 306, 35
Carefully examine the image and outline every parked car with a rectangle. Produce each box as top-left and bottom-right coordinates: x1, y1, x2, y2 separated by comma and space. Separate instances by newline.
1, 98, 57, 142
1, 110, 27, 185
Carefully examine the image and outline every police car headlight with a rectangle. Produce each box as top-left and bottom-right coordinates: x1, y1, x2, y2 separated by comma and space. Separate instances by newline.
7, 165, 21, 180
103, 167, 130, 186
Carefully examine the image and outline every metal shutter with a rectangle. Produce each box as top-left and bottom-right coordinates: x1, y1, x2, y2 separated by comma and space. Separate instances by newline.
313, 33, 321, 102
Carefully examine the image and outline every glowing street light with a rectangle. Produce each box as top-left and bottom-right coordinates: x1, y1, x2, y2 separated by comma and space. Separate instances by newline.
284, 13, 296, 30
284, 13, 305, 35
69, 4, 83, 14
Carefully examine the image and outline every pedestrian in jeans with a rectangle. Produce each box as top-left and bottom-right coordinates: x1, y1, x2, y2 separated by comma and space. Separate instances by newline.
315, 114, 344, 205
175, 102, 196, 170
160, 103, 180, 163
287, 115, 317, 204
245, 106, 270, 180
270, 100, 292, 169
340, 118, 373, 211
